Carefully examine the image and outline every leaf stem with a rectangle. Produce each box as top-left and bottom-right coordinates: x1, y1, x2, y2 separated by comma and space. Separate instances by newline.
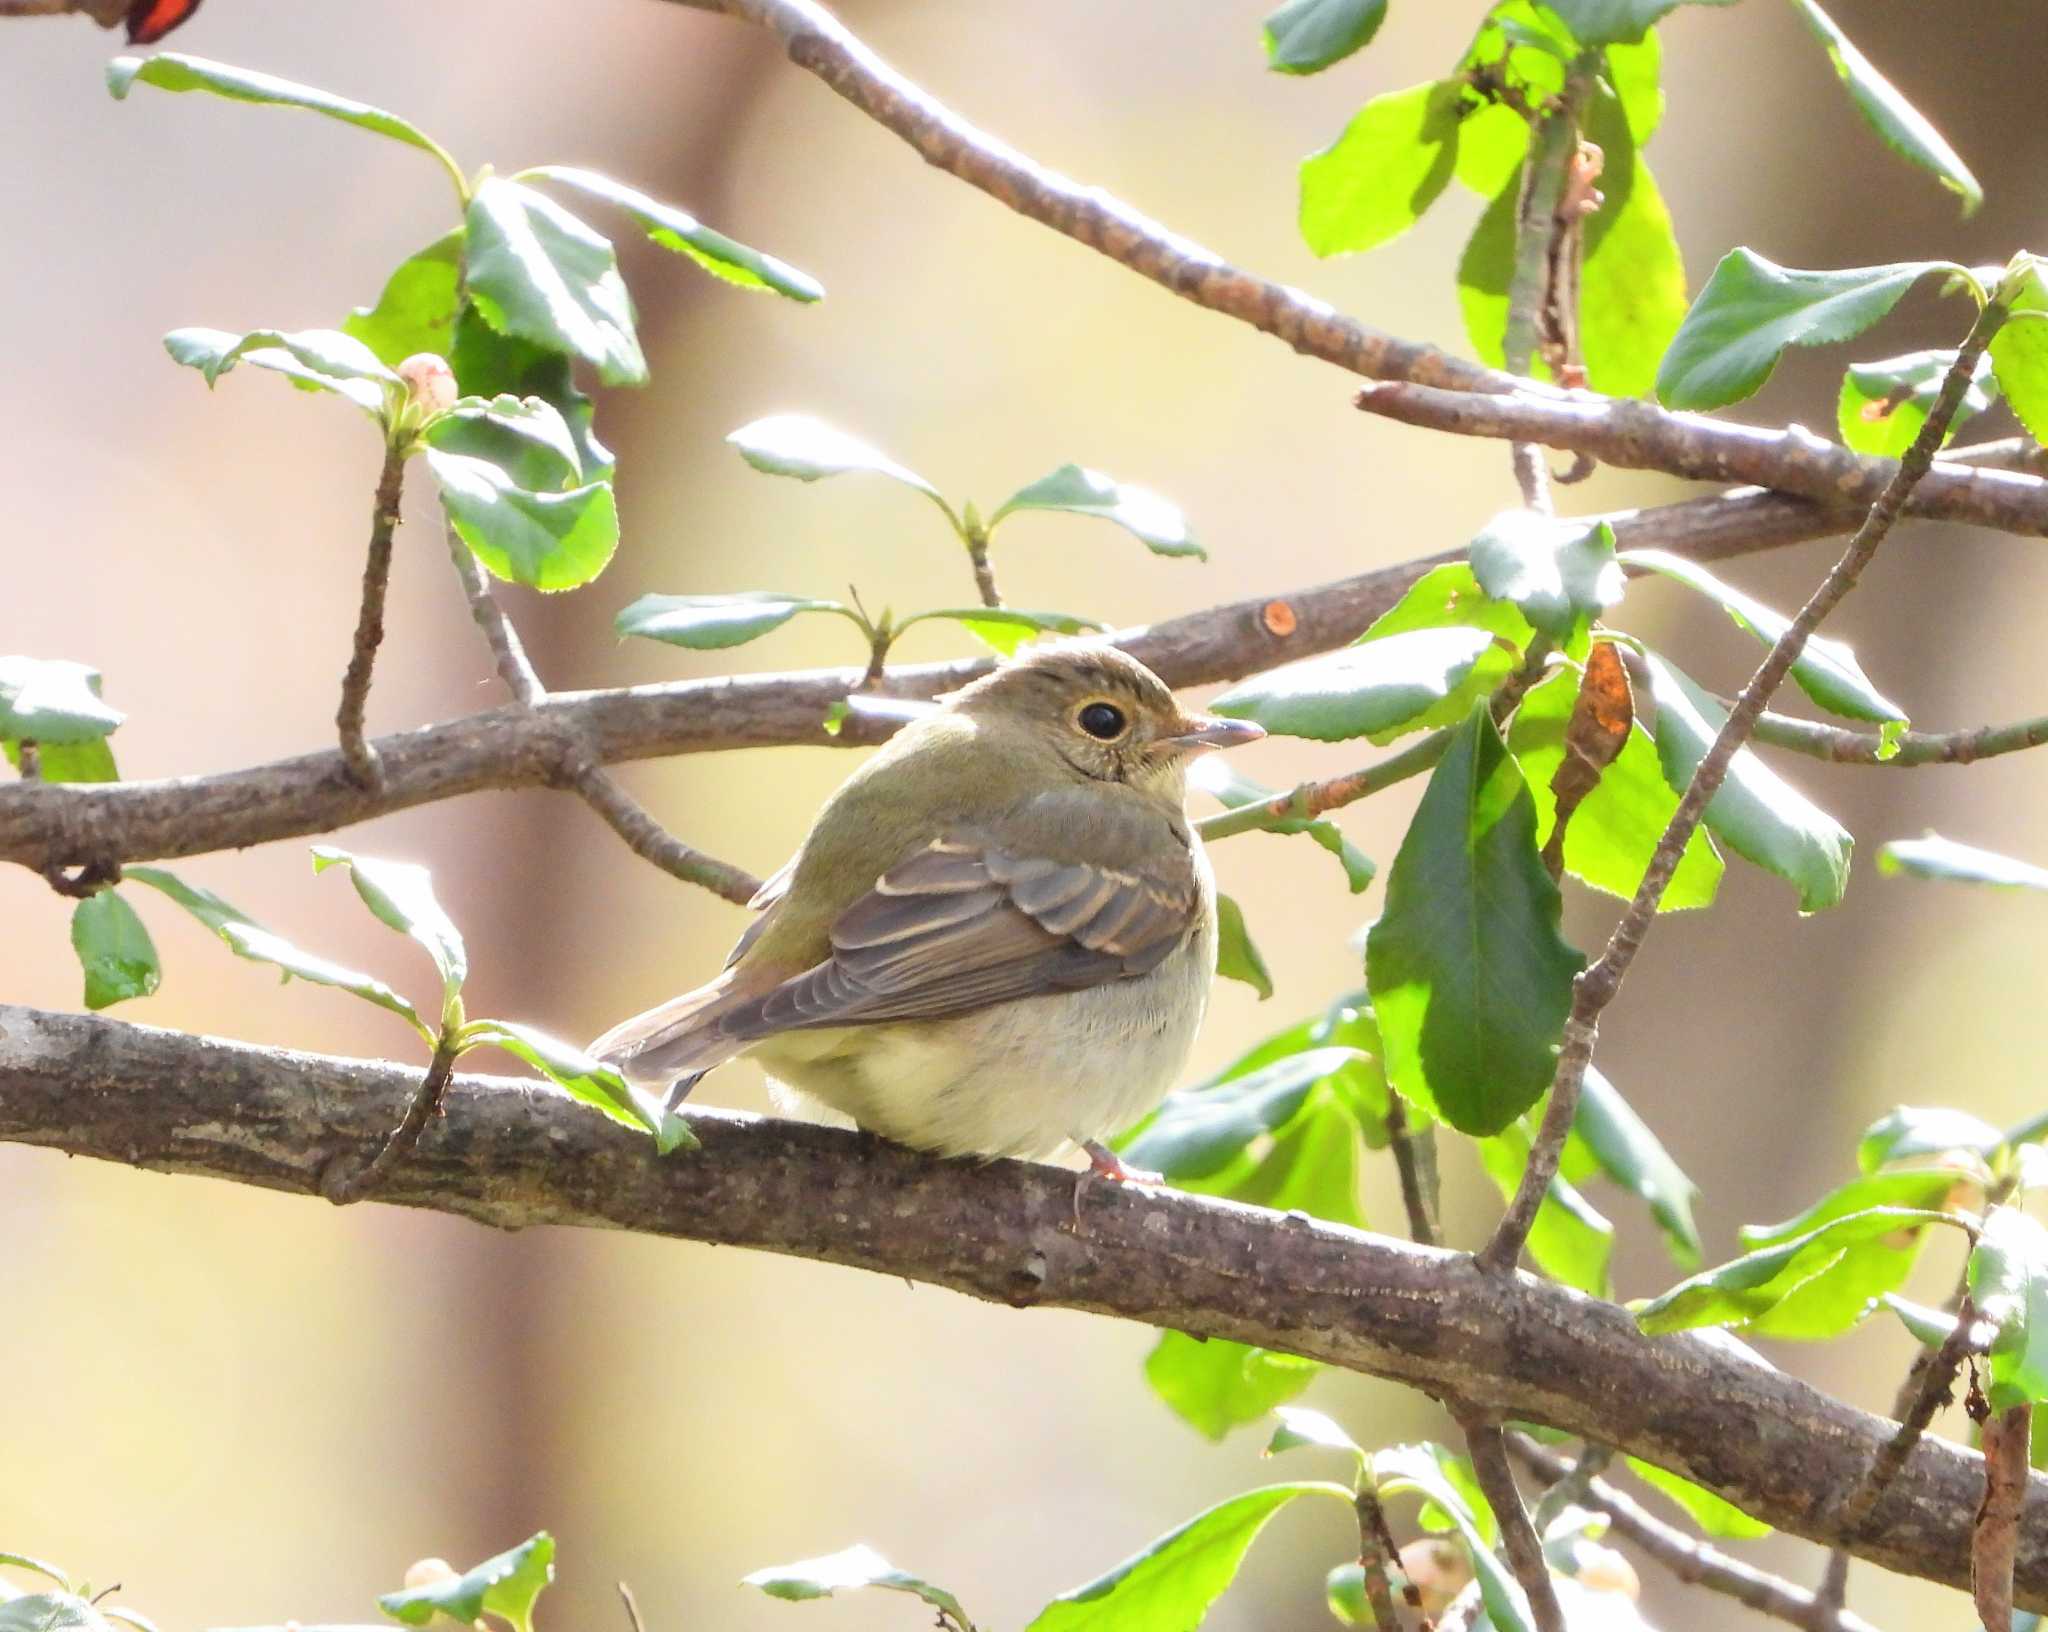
1481, 289, 2015, 1276
321, 1029, 461, 1204
1354, 1476, 1418, 1632
1194, 729, 1450, 841
336, 443, 407, 789
1748, 708, 2048, 767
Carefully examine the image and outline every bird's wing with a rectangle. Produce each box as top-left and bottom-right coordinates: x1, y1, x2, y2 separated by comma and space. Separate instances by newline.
722, 853, 797, 970
725, 823, 1199, 1037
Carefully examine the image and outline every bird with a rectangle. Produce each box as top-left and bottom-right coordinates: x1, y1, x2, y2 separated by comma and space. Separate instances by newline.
589, 643, 1265, 1175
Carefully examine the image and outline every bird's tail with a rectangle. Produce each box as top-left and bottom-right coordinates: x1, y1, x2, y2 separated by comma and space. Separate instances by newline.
589, 969, 755, 1092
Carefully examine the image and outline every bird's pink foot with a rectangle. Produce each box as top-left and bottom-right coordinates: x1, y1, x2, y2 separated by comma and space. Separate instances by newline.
1081, 1139, 1161, 1186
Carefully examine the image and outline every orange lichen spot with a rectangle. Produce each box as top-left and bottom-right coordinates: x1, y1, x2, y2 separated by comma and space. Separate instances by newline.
1261, 599, 1298, 638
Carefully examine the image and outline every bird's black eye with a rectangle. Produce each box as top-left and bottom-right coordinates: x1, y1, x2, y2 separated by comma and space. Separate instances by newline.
1077, 701, 1127, 740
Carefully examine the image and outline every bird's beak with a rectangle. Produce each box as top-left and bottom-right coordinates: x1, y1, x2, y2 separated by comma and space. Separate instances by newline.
1162, 713, 1266, 754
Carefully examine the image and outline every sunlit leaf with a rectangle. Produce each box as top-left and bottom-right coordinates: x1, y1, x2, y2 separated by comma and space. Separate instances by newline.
743, 1545, 976, 1629
1624, 1460, 1770, 1539
310, 846, 467, 1026
1470, 512, 1623, 639
343, 230, 463, 366
1878, 834, 2048, 892
426, 450, 618, 591
458, 1018, 696, 1154
0, 658, 122, 745
1480, 1116, 1614, 1294
1859, 1104, 2004, 1172
1210, 628, 1500, 744
1189, 758, 1375, 892
465, 177, 646, 386
727, 414, 949, 516
378, 1533, 553, 1632
991, 465, 1202, 559
1989, 264, 2048, 444
1215, 893, 1274, 999
1837, 348, 1995, 460
1144, 1332, 1321, 1441
70, 891, 160, 1010
1576, 1068, 1701, 1266
1299, 80, 1463, 257
615, 592, 846, 651
1972, 1208, 2048, 1410
164, 326, 398, 416
1120, 1048, 1364, 1180
1263, 0, 1387, 73
421, 393, 582, 488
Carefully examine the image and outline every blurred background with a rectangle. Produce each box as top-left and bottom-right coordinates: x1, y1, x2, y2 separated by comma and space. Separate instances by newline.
4, 1, 2046, 1627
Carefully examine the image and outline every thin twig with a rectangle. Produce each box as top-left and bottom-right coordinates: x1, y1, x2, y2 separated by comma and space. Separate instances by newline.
0, 0, 128, 21
1461, 1419, 1566, 1632
1750, 708, 2048, 767
1531, 1440, 1614, 1530
1384, 1093, 1440, 1247
1978, 1403, 2031, 1632
1194, 729, 1450, 841
1506, 1435, 1882, 1632
1480, 296, 2013, 1275
337, 445, 407, 790
444, 522, 759, 903
965, 522, 1003, 609
617, 1582, 648, 1632
320, 1032, 461, 1205
1836, 1296, 1983, 1540
1354, 1482, 1415, 1632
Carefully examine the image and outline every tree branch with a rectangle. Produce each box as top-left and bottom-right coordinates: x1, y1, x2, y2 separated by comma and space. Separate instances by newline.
2, 1000, 2044, 1604
1461, 1420, 1566, 1632
335, 445, 407, 789
1751, 708, 2048, 767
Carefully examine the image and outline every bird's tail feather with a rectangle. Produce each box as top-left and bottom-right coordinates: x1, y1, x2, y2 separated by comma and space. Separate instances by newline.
589, 969, 753, 1088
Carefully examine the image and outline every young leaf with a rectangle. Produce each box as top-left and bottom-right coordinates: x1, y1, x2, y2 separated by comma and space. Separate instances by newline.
1654, 251, 1962, 410
1837, 348, 1995, 459
1367, 705, 1583, 1137
1635, 1206, 1957, 1334
70, 891, 161, 1010
1263, 0, 1387, 74
1624, 1460, 1770, 1539
727, 414, 949, 516
106, 53, 464, 191
1576, 1068, 1702, 1267
1214, 1087, 1368, 1226
1359, 561, 1537, 651
615, 592, 846, 651
1544, 0, 1736, 46
1605, 27, 1665, 143
1971, 1208, 2048, 1409
1733, 1168, 1957, 1339
1991, 263, 2048, 445
1470, 512, 1623, 639
1623, 551, 1906, 725
1299, 80, 1463, 257
343, 230, 463, 366
311, 847, 467, 1026
989, 465, 1202, 559
1023, 1482, 1351, 1632
1640, 655, 1852, 913
1507, 665, 1722, 911
896, 606, 1106, 657
1858, 1104, 2004, 1173
522, 165, 823, 302
459, 1019, 696, 1154
426, 451, 619, 591
126, 864, 430, 1037
0, 1593, 114, 1632
1119, 1048, 1364, 1179
1266, 1405, 1366, 1470
1144, 1332, 1321, 1441
421, 394, 582, 488
450, 305, 613, 480
1208, 627, 1499, 744
464, 177, 647, 386
378, 1533, 554, 1632
1576, 88, 1689, 399
163, 326, 399, 416
5, 738, 118, 783
0, 658, 123, 745
1787, 0, 1982, 214
743, 1545, 977, 1630
1480, 1117, 1615, 1294
1374, 1444, 1529, 1632
1882, 1291, 1958, 1350
1188, 757, 1376, 892
1877, 834, 2048, 891
1213, 892, 1274, 1000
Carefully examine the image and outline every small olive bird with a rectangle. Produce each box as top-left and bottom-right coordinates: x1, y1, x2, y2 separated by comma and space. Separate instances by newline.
590, 644, 1264, 1174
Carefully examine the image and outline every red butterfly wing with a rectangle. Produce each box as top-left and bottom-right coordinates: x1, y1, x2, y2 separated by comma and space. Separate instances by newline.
126, 0, 204, 43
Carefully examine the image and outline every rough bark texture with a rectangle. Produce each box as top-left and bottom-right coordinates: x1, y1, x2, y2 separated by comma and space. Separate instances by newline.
2, 1001, 2043, 1607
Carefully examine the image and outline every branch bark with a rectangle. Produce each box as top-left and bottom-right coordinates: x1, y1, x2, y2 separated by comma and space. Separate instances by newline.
3, 1000, 2046, 1607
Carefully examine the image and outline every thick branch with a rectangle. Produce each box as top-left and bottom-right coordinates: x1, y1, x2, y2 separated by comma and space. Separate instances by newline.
3, 1001, 2045, 1603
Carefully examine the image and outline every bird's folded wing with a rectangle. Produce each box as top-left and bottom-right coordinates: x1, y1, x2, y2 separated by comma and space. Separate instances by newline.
727, 833, 1197, 1036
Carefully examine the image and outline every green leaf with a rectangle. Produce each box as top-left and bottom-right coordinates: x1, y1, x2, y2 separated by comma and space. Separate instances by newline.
1121, 1047, 1364, 1180
1144, 1332, 1321, 1441
1214, 893, 1273, 1000
1480, 1116, 1614, 1294
311, 846, 467, 1027
1189, 758, 1375, 892
1990, 265, 2048, 444
1221, 1086, 1369, 1226
106, 53, 460, 183
1455, 174, 1519, 375
449, 304, 612, 481
1470, 512, 1623, 639
70, 891, 160, 1010
421, 394, 582, 488
1266, 1405, 1365, 1469
742, 1546, 975, 1629
1882, 1292, 1958, 1349
1367, 706, 1583, 1138
1624, 551, 1905, 725
523, 165, 823, 301
990, 465, 1202, 559
1859, 1105, 2004, 1173
898, 606, 1106, 657
0, 1557, 68, 1592
1507, 664, 1722, 911
1362, 561, 1537, 651
1544, 0, 1735, 46
1837, 348, 1996, 459
1299, 80, 1463, 257
125, 864, 428, 1037
1971, 1208, 2048, 1409
1787, 0, 1981, 214
163, 326, 401, 417
1605, 28, 1664, 144
464, 177, 646, 387
1210, 627, 1500, 744
0, 657, 122, 745
727, 413, 948, 513
1453, 100, 1531, 199
0, 1594, 112, 1632
1576, 1068, 1702, 1266
1263, 0, 1386, 73
5, 738, 118, 783
1577, 89, 1689, 399
1641, 655, 1852, 913
1735, 1168, 1957, 1339
459, 1018, 695, 1154
343, 230, 463, 367
1023, 1482, 1350, 1632
1374, 1445, 1528, 1631
426, 450, 619, 591
1878, 834, 2048, 891
378, 1533, 553, 1632
1636, 1205, 1957, 1333
1624, 1461, 1770, 1539
614, 592, 844, 651
1654, 250, 1961, 410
